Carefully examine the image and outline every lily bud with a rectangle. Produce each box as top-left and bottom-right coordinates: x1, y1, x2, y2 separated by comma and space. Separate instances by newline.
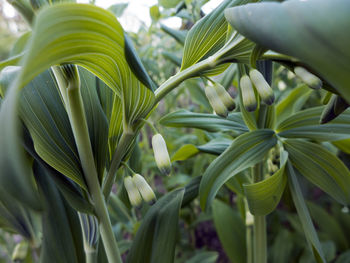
132, 174, 156, 203
152, 133, 171, 175
240, 75, 257, 112
213, 82, 236, 111
124, 176, 142, 207
204, 85, 228, 117
294, 67, 322, 90
249, 69, 275, 105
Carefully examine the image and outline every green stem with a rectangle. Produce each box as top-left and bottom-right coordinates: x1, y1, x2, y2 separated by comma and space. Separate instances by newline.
85, 246, 98, 263
246, 225, 253, 263
154, 56, 216, 103
65, 78, 122, 263
103, 131, 135, 198
140, 118, 158, 134
252, 163, 267, 263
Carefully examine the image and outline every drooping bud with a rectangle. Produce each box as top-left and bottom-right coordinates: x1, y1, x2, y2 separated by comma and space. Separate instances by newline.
132, 174, 156, 203
152, 133, 172, 175
204, 85, 228, 117
124, 176, 142, 207
240, 75, 257, 112
12, 241, 28, 261
249, 69, 274, 105
213, 82, 236, 111
294, 67, 322, 90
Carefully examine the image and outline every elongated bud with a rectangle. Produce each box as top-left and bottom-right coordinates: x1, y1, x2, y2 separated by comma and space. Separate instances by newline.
124, 176, 142, 206
213, 82, 236, 111
132, 174, 156, 202
204, 85, 228, 117
249, 69, 274, 105
294, 67, 322, 89
12, 241, 28, 261
152, 133, 171, 175
240, 75, 257, 112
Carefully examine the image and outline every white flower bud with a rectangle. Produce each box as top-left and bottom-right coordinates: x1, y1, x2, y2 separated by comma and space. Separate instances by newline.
246, 210, 254, 226
12, 241, 28, 261
152, 133, 172, 175
240, 75, 257, 112
213, 82, 236, 111
204, 85, 228, 117
294, 67, 322, 89
124, 176, 142, 207
132, 174, 156, 203
249, 69, 274, 105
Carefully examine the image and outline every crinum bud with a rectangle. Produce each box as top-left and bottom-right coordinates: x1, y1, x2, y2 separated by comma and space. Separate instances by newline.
249, 69, 275, 105
213, 82, 236, 111
294, 67, 322, 90
204, 85, 228, 117
152, 133, 171, 175
124, 176, 142, 207
132, 173, 156, 203
240, 75, 257, 112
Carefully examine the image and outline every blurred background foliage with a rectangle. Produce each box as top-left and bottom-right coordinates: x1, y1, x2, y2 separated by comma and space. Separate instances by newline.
1, 0, 350, 262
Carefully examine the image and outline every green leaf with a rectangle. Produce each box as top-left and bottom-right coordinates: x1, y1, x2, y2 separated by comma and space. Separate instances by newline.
277, 107, 350, 141
181, 0, 247, 71
286, 161, 326, 263
225, 0, 350, 102
212, 199, 246, 263
126, 189, 184, 263
160, 24, 187, 45
34, 161, 85, 263
171, 144, 199, 162
158, 0, 182, 9
186, 251, 218, 263
284, 139, 350, 205
199, 129, 277, 210
244, 150, 288, 216
276, 84, 312, 125
160, 109, 248, 134
197, 137, 232, 155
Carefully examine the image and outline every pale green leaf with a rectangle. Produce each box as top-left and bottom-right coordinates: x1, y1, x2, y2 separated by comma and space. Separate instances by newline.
244, 151, 288, 216
286, 161, 326, 263
225, 0, 350, 102
199, 129, 277, 210
171, 144, 199, 162
284, 139, 350, 205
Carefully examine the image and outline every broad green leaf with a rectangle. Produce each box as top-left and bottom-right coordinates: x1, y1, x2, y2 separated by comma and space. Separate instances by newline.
284, 139, 350, 205
158, 0, 181, 9
276, 84, 312, 125
181, 0, 250, 72
171, 144, 199, 162
0, 53, 22, 74
197, 138, 232, 155
199, 129, 277, 210
23, 127, 93, 213
182, 176, 201, 207
307, 202, 348, 250
126, 189, 184, 263
286, 161, 326, 263
108, 194, 132, 224
9, 31, 31, 57
212, 199, 246, 263
244, 151, 288, 216
160, 109, 248, 134
160, 24, 187, 45
225, 0, 350, 102
34, 161, 85, 263
277, 107, 350, 141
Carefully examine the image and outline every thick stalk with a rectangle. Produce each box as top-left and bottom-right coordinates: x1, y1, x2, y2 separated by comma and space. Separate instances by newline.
66, 82, 122, 263
103, 131, 135, 198
85, 246, 98, 263
252, 164, 267, 263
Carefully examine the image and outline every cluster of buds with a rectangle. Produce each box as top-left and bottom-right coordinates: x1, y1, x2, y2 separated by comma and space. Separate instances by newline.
152, 133, 172, 175
294, 67, 322, 90
239, 69, 275, 112
204, 82, 236, 118
124, 174, 156, 207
